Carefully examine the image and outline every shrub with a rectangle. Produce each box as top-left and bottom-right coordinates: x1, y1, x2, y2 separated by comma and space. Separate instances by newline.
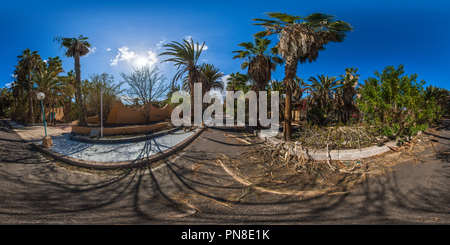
357, 64, 439, 138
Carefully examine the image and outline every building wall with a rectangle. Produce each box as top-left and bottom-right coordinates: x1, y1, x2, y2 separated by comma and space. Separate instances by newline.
86, 101, 173, 125
72, 122, 168, 135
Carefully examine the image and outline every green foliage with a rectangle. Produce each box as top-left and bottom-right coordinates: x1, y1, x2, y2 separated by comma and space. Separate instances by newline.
85, 73, 124, 122
357, 64, 440, 138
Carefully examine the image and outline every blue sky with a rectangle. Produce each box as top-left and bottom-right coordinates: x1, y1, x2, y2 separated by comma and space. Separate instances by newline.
1, 0, 449, 94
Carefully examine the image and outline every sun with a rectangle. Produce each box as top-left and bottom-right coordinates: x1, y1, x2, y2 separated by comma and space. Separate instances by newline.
134, 56, 149, 67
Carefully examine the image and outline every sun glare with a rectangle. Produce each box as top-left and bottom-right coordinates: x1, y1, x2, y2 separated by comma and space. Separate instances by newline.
134, 56, 149, 67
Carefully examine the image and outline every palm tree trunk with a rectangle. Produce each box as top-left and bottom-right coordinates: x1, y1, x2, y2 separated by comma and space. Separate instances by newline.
74, 53, 86, 126
188, 69, 199, 124
282, 58, 298, 141
284, 86, 292, 141
67, 95, 72, 122
27, 70, 35, 124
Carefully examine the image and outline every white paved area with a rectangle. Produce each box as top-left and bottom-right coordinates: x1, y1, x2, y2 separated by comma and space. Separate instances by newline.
7, 120, 198, 162
48, 130, 198, 162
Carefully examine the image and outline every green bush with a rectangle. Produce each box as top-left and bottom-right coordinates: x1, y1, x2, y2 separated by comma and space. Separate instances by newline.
357, 64, 440, 138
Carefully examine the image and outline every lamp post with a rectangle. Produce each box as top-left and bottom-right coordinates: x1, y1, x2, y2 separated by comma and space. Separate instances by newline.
36, 92, 47, 137
36, 92, 52, 147
100, 86, 103, 137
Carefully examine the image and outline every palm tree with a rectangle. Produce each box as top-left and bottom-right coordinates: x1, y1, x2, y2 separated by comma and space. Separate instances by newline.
159, 38, 205, 120
338, 67, 360, 124
268, 79, 284, 93
425, 85, 450, 117
226, 72, 249, 92
166, 83, 181, 102
198, 64, 224, 123
16, 49, 42, 124
303, 75, 341, 125
232, 37, 283, 94
0, 87, 12, 117
425, 85, 449, 103
32, 60, 67, 124
54, 35, 91, 126
47, 56, 63, 70
233, 37, 283, 129
254, 12, 353, 140
59, 70, 76, 121
199, 63, 224, 94
9, 79, 26, 121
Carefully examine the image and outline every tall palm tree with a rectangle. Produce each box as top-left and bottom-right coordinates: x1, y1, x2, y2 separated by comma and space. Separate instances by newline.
54, 35, 91, 126
232, 37, 283, 94
233, 37, 283, 129
198, 64, 224, 122
59, 70, 76, 122
159, 38, 205, 120
16, 49, 42, 124
254, 12, 353, 140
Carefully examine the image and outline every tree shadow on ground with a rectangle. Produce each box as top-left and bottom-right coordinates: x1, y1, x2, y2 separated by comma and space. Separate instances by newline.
1, 122, 449, 224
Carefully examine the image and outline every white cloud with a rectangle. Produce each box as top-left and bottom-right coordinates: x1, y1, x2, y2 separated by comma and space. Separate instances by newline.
129, 48, 160, 68
110, 46, 137, 66
156, 39, 166, 50
184, 35, 208, 51
5, 82, 12, 88
147, 50, 158, 66
85, 46, 97, 57
106, 48, 111, 51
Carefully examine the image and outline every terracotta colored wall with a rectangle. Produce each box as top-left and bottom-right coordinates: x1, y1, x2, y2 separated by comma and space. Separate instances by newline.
84, 101, 173, 125
72, 122, 168, 135
105, 101, 173, 124
106, 101, 146, 124
44, 107, 64, 121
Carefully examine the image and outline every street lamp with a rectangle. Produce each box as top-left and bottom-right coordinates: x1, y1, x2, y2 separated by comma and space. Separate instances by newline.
100, 86, 103, 137
36, 92, 47, 137
36, 92, 52, 147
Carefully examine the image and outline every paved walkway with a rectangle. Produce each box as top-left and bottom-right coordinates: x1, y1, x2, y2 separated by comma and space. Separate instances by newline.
6, 120, 71, 142
5, 120, 199, 163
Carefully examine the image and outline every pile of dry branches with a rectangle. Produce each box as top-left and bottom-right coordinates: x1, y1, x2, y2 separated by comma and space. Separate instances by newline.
217, 127, 439, 199
295, 124, 386, 150
216, 131, 385, 198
